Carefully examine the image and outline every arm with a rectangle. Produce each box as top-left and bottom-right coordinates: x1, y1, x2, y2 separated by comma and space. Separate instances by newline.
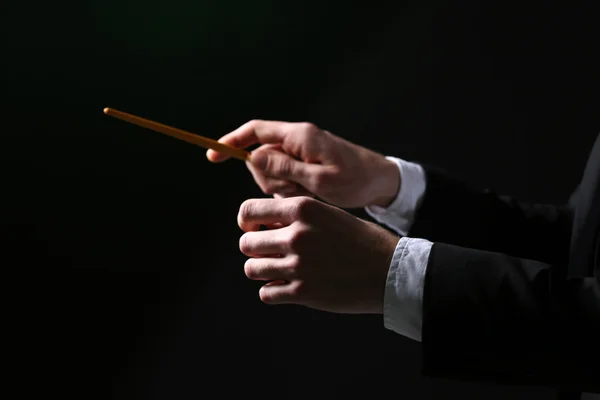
210, 120, 574, 264
411, 165, 574, 265
383, 236, 599, 390
421, 241, 600, 392
367, 161, 574, 265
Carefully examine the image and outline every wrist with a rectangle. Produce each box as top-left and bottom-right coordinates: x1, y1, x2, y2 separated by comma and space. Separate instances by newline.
370, 158, 401, 208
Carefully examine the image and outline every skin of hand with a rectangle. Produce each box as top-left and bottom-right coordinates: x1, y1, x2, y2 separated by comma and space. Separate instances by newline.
237, 196, 400, 314
207, 120, 401, 208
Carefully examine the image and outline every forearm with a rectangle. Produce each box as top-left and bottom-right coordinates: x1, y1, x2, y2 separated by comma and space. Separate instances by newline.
384, 237, 599, 391
409, 165, 574, 265
365, 159, 574, 264
421, 242, 599, 391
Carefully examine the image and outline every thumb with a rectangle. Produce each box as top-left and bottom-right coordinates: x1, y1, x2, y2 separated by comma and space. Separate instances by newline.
250, 148, 319, 188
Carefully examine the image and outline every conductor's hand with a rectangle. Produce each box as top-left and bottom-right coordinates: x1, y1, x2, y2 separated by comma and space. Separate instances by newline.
207, 120, 400, 208
238, 196, 400, 314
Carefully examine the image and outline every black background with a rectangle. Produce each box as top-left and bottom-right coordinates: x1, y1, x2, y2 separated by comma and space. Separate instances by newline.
3, 1, 599, 399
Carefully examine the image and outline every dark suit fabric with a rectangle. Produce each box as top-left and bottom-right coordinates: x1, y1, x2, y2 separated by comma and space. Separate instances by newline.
410, 135, 599, 394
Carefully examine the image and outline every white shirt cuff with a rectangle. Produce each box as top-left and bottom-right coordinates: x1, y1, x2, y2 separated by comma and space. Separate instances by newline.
383, 237, 432, 342
365, 157, 426, 236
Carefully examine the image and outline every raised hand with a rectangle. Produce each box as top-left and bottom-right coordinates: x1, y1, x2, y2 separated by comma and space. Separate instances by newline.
208, 120, 400, 208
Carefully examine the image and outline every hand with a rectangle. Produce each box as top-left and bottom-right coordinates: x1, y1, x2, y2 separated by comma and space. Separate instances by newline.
207, 120, 401, 208
237, 196, 400, 314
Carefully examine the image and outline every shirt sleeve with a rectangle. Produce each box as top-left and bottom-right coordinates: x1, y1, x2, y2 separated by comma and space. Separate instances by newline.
364, 157, 427, 237
383, 237, 433, 342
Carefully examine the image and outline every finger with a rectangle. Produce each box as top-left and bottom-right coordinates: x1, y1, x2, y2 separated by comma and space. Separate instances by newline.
259, 280, 303, 305
263, 222, 284, 229
273, 189, 314, 199
264, 280, 287, 286
248, 150, 328, 194
246, 144, 299, 194
239, 230, 288, 256
238, 197, 311, 232
248, 147, 324, 191
244, 255, 298, 281
246, 161, 300, 195
255, 143, 284, 153
206, 120, 293, 163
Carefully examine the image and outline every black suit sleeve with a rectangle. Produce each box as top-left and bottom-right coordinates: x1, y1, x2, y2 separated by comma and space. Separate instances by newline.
421, 242, 600, 392
409, 165, 574, 265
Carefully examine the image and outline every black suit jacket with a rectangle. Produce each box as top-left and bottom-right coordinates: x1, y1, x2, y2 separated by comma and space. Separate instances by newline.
409, 134, 599, 394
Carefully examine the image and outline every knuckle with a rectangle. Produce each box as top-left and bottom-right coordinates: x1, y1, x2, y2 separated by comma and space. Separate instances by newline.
259, 288, 275, 304
310, 170, 330, 193
287, 255, 302, 274
288, 254, 301, 269
243, 259, 257, 279
259, 152, 273, 172
299, 122, 318, 135
292, 196, 317, 220
239, 234, 252, 254
289, 281, 305, 298
261, 181, 276, 195
238, 200, 254, 223
275, 157, 292, 176
288, 224, 311, 252
263, 180, 295, 196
